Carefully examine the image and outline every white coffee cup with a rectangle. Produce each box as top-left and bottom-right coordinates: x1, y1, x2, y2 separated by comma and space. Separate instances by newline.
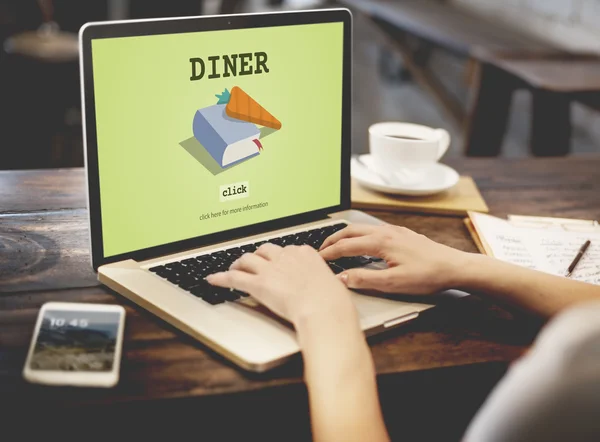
369, 122, 450, 185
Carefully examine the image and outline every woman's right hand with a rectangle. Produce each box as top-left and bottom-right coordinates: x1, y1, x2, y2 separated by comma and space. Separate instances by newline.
319, 224, 473, 295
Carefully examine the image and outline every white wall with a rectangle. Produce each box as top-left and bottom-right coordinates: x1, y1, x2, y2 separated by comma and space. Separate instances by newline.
452, 0, 600, 53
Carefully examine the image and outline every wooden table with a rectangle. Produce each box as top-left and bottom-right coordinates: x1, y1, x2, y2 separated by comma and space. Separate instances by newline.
3, 158, 600, 441
466, 53, 600, 157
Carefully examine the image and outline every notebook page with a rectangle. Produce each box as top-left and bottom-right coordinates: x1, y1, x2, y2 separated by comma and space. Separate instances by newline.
571, 246, 600, 285
471, 213, 538, 270
470, 212, 600, 285
533, 231, 600, 284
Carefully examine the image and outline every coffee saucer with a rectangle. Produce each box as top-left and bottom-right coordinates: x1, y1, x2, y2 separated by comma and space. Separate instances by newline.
351, 154, 459, 196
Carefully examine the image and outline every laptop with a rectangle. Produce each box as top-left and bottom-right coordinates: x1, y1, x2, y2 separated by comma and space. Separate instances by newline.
79, 9, 434, 372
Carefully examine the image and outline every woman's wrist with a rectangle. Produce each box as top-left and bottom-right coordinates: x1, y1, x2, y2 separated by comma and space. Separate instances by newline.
450, 252, 511, 293
297, 306, 373, 389
294, 294, 359, 345
293, 293, 366, 371
446, 251, 490, 290
291, 287, 358, 335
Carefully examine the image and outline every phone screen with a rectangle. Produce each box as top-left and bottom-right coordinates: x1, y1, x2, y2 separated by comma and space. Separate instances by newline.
29, 309, 121, 372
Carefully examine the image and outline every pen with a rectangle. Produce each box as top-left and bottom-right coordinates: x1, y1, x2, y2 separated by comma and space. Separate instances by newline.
566, 240, 591, 278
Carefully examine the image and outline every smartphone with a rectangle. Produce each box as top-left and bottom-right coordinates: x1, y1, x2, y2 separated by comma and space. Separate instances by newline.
23, 302, 126, 388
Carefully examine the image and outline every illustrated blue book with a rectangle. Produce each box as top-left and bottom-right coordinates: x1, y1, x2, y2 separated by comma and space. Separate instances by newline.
193, 104, 261, 168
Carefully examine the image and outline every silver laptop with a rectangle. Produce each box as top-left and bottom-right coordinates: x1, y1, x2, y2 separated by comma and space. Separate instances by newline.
79, 9, 434, 372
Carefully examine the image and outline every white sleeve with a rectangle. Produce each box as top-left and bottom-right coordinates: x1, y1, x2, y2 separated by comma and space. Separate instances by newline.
463, 302, 600, 442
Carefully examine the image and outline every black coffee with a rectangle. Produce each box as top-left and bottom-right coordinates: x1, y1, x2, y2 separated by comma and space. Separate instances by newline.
385, 135, 424, 141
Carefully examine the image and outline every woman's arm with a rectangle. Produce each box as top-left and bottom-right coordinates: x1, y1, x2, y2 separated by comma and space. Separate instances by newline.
320, 224, 600, 318
207, 244, 389, 442
298, 308, 389, 442
458, 254, 600, 317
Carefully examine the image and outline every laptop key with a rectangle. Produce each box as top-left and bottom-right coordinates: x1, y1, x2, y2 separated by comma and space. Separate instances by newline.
320, 224, 347, 240
307, 240, 322, 250
334, 256, 372, 270
281, 234, 296, 245
322, 227, 335, 236
295, 232, 309, 242
328, 262, 345, 274
192, 264, 206, 274
185, 282, 203, 292
190, 282, 210, 297
166, 275, 182, 284
196, 267, 213, 277
221, 289, 241, 302
203, 286, 231, 304
225, 247, 243, 257
201, 293, 226, 305
269, 237, 284, 246
331, 223, 348, 232
151, 266, 169, 277
314, 239, 326, 249
214, 262, 230, 271
178, 277, 201, 290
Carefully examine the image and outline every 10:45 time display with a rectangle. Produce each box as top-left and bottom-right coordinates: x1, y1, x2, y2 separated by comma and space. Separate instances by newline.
49, 318, 89, 328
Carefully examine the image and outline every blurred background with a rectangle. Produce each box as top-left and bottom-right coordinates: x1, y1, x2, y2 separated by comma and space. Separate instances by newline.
1, 0, 599, 170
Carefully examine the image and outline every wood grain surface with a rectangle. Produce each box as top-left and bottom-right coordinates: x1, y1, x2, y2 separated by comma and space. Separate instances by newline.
1, 158, 599, 440
494, 56, 600, 92
0, 168, 87, 213
0, 209, 97, 293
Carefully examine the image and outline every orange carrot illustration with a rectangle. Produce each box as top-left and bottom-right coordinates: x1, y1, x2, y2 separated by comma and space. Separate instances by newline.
225, 86, 282, 130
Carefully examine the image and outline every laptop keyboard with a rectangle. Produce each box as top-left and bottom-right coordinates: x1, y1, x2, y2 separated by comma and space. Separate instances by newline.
148, 223, 382, 306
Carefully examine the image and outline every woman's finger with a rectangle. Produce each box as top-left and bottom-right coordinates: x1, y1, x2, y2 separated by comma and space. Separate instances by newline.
255, 243, 283, 261
319, 235, 382, 261
340, 266, 427, 295
338, 268, 397, 292
320, 224, 379, 251
207, 270, 258, 292
230, 253, 269, 274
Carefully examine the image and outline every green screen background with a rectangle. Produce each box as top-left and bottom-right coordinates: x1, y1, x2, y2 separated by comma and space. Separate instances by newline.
92, 23, 344, 257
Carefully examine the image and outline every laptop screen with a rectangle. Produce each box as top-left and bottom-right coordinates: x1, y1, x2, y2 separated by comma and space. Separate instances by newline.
90, 21, 345, 258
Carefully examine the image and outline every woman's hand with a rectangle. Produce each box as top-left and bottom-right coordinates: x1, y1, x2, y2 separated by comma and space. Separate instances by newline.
207, 243, 357, 327
320, 224, 473, 295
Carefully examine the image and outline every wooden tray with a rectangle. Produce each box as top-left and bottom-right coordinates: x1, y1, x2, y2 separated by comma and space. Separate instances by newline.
351, 176, 488, 216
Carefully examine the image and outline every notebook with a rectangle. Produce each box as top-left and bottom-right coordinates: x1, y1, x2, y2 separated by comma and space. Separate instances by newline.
351, 176, 489, 216
467, 212, 600, 285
